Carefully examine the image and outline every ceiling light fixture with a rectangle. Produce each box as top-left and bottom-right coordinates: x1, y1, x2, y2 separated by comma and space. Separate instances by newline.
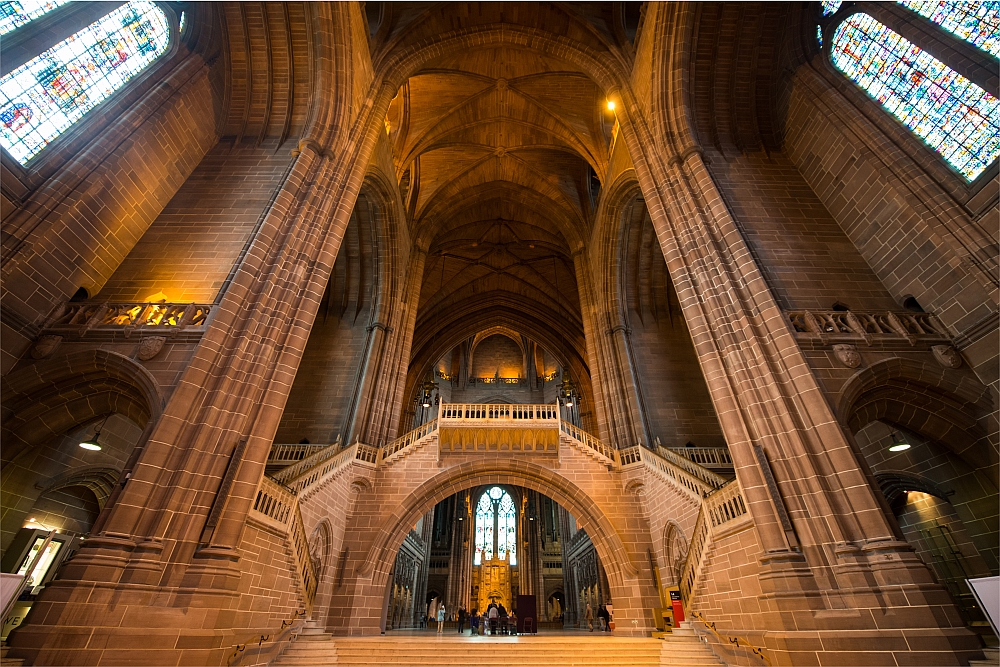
79, 415, 109, 451
888, 431, 910, 453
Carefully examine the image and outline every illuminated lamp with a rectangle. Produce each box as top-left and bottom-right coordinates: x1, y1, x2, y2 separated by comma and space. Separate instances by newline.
79, 415, 109, 451
888, 432, 911, 453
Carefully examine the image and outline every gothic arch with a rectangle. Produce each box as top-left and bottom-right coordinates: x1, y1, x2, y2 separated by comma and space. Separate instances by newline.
361, 460, 640, 602
0, 350, 163, 466
661, 520, 688, 587
838, 357, 997, 472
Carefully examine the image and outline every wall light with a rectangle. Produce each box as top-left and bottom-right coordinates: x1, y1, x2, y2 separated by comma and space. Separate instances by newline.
606, 100, 616, 111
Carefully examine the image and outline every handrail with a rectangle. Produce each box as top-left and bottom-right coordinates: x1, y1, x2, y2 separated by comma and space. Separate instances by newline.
558, 420, 616, 465
628, 446, 715, 500
383, 418, 438, 461
667, 446, 733, 468
248, 477, 316, 610
690, 611, 770, 666
786, 309, 949, 344
227, 611, 307, 667
271, 441, 342, 485
679, 479, 751, 605
655, 446, 727, 491
268, 443, 327, 464
440, 403, 559, 422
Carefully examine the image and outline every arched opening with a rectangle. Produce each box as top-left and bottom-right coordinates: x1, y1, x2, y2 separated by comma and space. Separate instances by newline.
383, 484, 602, 633
840, 360, 998, 635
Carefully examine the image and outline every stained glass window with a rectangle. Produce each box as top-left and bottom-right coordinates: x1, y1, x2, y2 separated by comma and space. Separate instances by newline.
474, 492, 494, 566
0, 2, 170, 166
817, 25, 825, 48
474, 487, 517, 566
897, 1, 1000, 57
821, 1, 843, 17
831, 13, 1000, 181
0, 0, 69, 35
497, 492, 517, 565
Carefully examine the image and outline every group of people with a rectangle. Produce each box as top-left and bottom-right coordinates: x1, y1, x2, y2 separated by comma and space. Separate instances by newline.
583, 603, 612, 632
426, 602, 519, 635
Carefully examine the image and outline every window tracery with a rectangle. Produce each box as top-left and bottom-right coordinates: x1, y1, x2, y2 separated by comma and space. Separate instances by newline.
474, 487, 517, 566
897, 1, 1000, 56
0, 0, 69, 35
0, 1, 170, 165
830, 13, 1000, 181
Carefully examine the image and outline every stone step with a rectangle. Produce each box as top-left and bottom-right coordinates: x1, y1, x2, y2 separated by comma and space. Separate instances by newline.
273, 634, 725, 667
969, 646, 999, 667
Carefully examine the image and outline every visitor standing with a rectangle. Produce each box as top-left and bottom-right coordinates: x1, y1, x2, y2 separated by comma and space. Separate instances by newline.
488, 603, 499, 635
437, 604, 446, 633
585, 603, 594, 632
457, 606, 467, 634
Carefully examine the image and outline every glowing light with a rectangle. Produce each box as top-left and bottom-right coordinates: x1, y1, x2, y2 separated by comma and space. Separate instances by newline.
79, 441, 102, 451
888, 442, 911, 452
606, 100, 616, 111
144, 291, 168, 303
831, 13, 1000, 181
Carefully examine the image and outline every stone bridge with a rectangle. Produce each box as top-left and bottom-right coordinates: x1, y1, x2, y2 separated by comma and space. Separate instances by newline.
251, 404, 750, 637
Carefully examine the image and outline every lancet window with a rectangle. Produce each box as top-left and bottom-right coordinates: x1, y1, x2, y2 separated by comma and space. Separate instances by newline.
474, 487, 517, 566
897, 1, 999, 56
829, 12, 999, 181
0, 1, 171, 165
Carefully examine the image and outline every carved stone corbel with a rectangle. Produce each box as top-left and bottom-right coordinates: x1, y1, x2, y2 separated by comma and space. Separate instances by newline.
833, 344, 861, 368
931, 344, 962, 369
30, 334, 62, 359
136, 335, 166, 361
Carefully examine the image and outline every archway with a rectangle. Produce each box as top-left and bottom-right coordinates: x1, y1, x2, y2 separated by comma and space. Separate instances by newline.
323, 457, 656, 637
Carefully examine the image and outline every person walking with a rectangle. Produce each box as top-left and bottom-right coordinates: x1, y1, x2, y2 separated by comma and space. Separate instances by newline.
436, 604, 446, 633
457, 606, 467, 634
585, 603, 594, 632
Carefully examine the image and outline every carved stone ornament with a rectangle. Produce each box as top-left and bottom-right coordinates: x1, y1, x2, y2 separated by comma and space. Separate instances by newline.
833, 344, 861, 368
30, 334, 62, 359
136, 335, 166, 361
931, 344, 962, 369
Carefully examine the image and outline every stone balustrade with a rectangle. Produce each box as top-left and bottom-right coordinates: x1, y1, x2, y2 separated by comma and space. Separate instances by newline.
268, 443, 327, 465
667, 446, 734, 469
679, 478, 751, 606
249, 476, 318, 608
440, 403, 559, 423
42, 301, 212, 338
786, 309, 950, 346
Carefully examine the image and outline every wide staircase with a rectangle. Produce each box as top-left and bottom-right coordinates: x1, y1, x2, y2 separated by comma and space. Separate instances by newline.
272, 625, 725, 667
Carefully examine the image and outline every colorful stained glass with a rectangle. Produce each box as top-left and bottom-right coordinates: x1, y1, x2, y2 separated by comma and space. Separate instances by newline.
179, 11, 186, 35
497, 492, 517, 565
0, 0, 69, 35
832, 13, 1000, 181
817, 25, 824, 47
0, 2, 170, 165
821, 1, 843, 17
474, 492, 494, 566
898, 1, 1000, 57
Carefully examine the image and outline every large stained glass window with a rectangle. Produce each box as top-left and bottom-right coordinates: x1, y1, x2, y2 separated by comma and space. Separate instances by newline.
897, 1, 1000, 57
821, 1, 843, 17
0, 2, 170, 166
474, 487, 517, 566
831, 13, 1000, 181
474, 492, 494, 566
0, 0, 69, 35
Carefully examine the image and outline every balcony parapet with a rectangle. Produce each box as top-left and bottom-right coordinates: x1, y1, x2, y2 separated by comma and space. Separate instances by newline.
786, 309, 950, 347
40, 301, 212, 340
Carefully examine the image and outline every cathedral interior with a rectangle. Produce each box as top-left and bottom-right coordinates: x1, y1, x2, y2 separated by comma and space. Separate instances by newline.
0, 1, 997, 666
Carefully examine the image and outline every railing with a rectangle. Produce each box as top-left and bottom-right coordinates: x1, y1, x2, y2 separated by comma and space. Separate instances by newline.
786, 309, 950, 345
248, 476, 317, 610
383, 419, 438, 462
268, 443, 327, 465
270, 442, 343, 487
690, 611, 770, 666
559, 421, 617, 466
43, 301, 211, 336
623, 446, 716, 501
667, 446, 733, 469
468, 377, 529, 386
679, 479, 751, 605
440, 403, 559, 422
656, 446, 728, 491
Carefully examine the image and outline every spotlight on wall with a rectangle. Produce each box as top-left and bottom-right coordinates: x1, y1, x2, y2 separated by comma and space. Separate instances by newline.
888, 432, 911, 453
606, 100, 616, 111
79, 415, 109, 451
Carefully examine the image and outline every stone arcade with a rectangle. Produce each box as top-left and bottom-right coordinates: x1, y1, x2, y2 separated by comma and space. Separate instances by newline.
0, 2, 997, 666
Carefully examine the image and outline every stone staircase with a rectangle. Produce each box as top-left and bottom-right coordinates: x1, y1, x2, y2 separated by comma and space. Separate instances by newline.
272, 628, 725, 667
969, 646, 999, 667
